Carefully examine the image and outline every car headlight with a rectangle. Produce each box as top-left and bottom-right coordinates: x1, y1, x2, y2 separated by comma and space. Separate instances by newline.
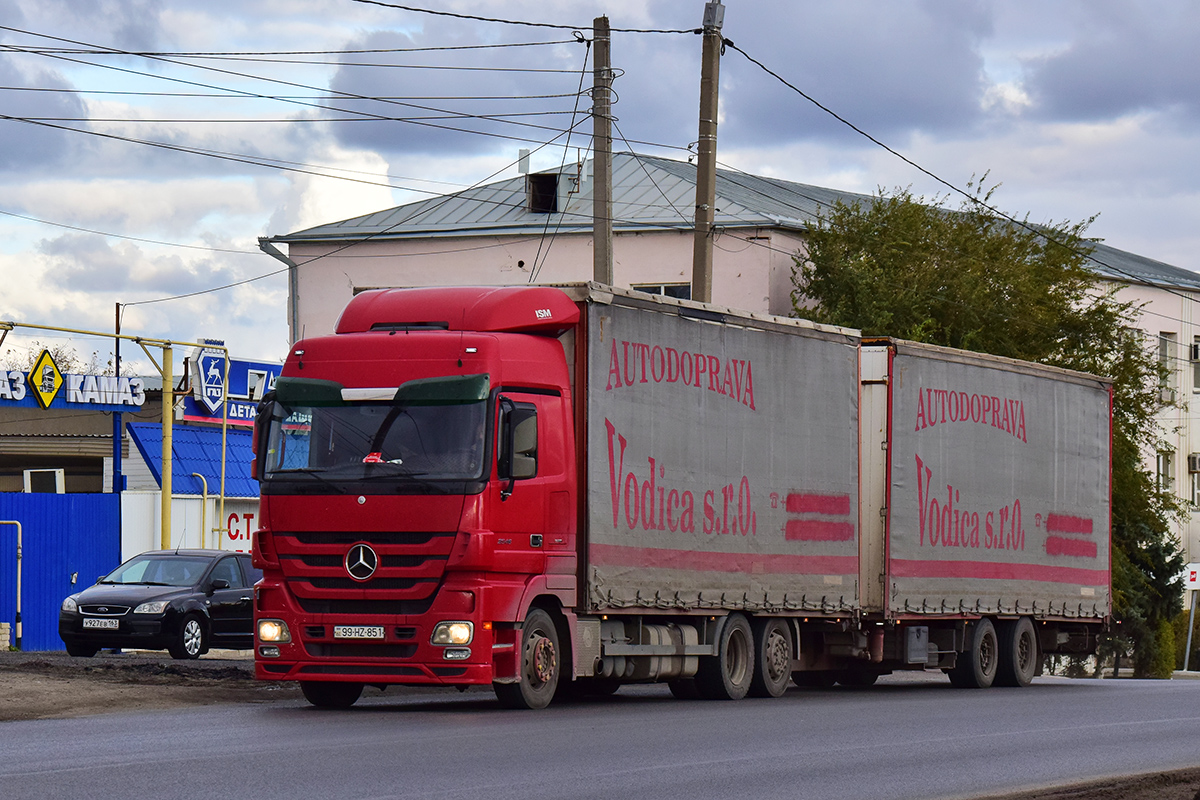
258, 619, 291, 643
431, 621, 473, 645
133, 601, 170, 614
61, 596, 78, 613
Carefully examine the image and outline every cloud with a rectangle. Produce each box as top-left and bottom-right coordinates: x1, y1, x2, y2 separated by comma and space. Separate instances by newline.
1022, 1, 1200, 120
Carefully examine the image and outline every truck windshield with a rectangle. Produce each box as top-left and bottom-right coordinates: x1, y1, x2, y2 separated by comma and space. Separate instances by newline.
263, 400, 488, 482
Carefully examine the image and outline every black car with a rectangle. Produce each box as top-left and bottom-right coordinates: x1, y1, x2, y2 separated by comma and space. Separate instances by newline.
59, 549, 263, 659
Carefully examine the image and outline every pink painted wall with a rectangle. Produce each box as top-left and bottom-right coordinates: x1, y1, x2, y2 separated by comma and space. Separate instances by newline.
286, 227, 807, 339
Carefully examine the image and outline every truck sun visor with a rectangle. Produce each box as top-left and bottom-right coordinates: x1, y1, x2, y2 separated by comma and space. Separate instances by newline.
393, 373, 489, 405
273, 376, 345, 406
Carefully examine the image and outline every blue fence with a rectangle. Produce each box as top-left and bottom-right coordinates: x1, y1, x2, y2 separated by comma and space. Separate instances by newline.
0, 494, 120, 651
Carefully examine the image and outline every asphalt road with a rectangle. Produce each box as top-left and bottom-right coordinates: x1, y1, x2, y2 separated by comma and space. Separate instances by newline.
2, 673, 1199, 800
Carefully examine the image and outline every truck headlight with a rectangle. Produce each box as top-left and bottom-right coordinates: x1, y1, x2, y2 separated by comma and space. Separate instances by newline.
431, 621, 473, 645
258, 619, 291, 643
134, 601, 170, 614
61, 596, 78, 613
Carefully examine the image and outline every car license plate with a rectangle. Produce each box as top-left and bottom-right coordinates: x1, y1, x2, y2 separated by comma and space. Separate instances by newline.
82, 618, 119, 629
333, 625, 384, 639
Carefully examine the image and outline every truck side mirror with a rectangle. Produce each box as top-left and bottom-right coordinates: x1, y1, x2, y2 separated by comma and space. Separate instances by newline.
498, 399, 538, 499
251, 391, 275, 481
510, 414, 538, 479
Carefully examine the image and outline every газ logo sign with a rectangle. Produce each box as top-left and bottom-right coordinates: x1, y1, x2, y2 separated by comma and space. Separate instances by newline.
194, 340, 226, 414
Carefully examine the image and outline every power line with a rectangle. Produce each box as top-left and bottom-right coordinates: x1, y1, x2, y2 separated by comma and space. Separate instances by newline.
18, 40, 576, 56
0, 209, 259, 255
348, 1, 696, 34
0, 30, 590, 142
0, 85, 588, 102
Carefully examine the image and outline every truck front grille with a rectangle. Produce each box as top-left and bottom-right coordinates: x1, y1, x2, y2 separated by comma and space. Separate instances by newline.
296, 598, 436, 615
304, 643, 418, 659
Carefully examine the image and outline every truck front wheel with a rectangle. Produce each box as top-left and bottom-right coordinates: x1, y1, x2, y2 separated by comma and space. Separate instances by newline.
948, 618, 998, 689
494, 608, 560, 709
995, 617, 1038, 687
696, 613, 754, 700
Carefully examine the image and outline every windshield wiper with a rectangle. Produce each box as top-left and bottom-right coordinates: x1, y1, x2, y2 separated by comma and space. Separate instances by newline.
136, 581, 172, 586
270, 467, 347, 494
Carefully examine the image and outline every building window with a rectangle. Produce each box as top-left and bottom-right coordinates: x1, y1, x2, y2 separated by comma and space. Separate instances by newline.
1157, 451, 1175, 493
632, 283, 691, 300
1159, 332, 1177, 402
1191, 472, 1200, 507
1192, 336, 1200, 393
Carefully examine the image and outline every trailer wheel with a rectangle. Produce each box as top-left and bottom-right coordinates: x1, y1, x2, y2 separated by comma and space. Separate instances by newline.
300, 681, 363, 709
695, 613, 754, 700
494, 608, 560, 709
995, 617, 1038, 687
749, 618, 792, 698
948, 618, 998, 689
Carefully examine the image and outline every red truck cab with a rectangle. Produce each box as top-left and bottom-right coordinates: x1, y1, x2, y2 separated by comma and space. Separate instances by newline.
252, 286, 580, 708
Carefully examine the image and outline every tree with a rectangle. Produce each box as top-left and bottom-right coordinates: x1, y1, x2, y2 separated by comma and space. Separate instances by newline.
0, 340, 114, 375
792, 182, 1184, 677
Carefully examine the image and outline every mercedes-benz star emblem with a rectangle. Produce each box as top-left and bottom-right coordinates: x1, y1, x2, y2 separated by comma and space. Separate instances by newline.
344, 543, 379, 581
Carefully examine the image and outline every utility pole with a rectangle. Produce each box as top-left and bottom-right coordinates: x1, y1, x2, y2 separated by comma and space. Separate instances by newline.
593, 15, 614, 286
161, 344, 173, 549
691, 1, 724, 304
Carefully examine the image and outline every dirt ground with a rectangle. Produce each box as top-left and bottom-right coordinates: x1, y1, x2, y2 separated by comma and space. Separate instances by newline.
0, 649, 300, 722
1, 650, 1197, 800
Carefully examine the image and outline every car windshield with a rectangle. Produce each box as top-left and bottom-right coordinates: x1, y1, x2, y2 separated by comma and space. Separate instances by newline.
102, 555, 212, 587
263, 400, 488, 482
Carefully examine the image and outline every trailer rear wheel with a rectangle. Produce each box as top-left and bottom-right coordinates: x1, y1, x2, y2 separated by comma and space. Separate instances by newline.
300, 681, 363, 709
695, 613, 753, 701
948, 618, 998, 689
995, 617, 1038, 687
494, 608, 560, 709
749, 618, 792, 698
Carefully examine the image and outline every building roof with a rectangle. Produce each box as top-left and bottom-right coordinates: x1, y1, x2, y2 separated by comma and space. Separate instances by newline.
269, 152, 1200, 292
126, 422, 257, 498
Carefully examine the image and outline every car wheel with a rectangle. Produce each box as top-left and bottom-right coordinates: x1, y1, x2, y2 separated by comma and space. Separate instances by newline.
65, 642, 97, 658
169, 614, 206, 660
301, 681, 364, 709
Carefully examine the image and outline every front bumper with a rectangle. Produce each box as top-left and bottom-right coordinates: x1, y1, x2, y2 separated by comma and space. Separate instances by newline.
254, 584, 501, 686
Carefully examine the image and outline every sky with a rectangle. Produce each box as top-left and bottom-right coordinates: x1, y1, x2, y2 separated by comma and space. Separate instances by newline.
1, 0, 1198, 374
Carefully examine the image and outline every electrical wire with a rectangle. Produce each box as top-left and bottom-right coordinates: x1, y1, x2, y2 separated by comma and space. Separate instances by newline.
20, 40, 577, 56
0, 209, 259, 255
348, 1, 697, 34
